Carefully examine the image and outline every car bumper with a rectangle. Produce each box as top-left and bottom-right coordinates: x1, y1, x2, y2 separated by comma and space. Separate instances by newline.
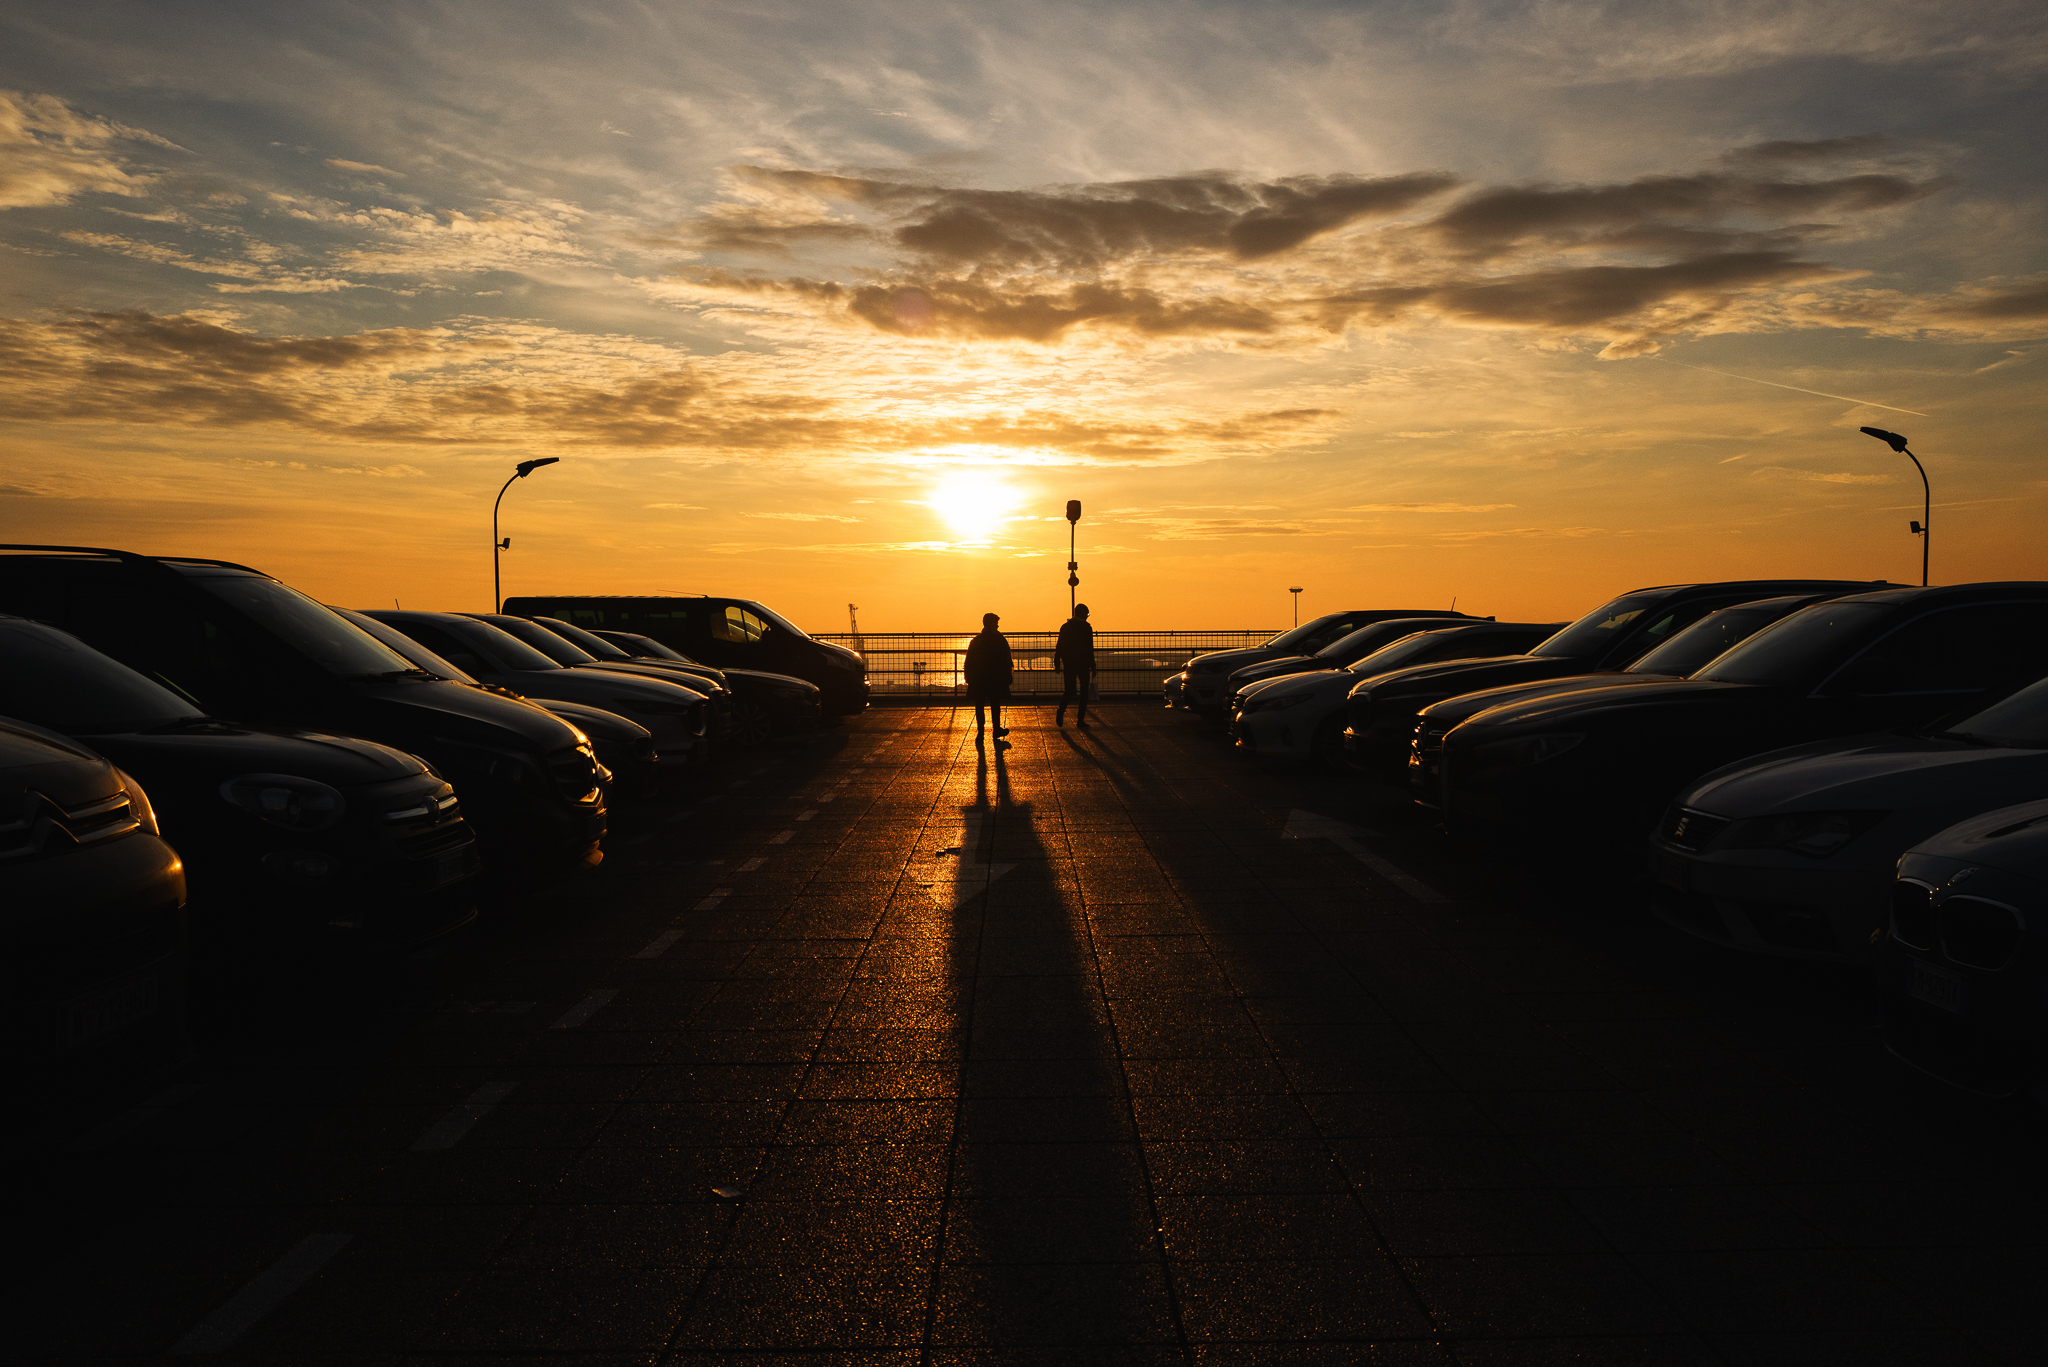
1231, 707, 1312, 760
1875, 931, 2048, 1096
1648, 843, 1886, 963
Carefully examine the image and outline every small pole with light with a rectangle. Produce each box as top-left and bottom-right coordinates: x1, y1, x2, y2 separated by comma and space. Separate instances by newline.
1065, 500, 1082, 613
1859, 427, 1929, 586
493, 457, 559, 611
1289, 586, 1303, 627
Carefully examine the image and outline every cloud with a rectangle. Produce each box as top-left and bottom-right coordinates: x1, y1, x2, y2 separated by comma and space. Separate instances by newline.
1752, 465, 1896, 484
0, 89, 180, 210
644, 502, 705, 509
1343, 502, 1518, 512
746, 511, 862, 522
1721, 134, 1897, 166
325, 158, 400, 177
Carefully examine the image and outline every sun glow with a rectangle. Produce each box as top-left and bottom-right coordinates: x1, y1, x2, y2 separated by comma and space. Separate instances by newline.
927, 472, 1021, 542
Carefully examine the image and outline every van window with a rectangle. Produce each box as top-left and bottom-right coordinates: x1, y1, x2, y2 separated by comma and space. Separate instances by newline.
716, 605, 769, 644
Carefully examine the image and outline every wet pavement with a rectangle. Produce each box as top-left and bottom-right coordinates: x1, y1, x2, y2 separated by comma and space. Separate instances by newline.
22, 703, 2048, 1363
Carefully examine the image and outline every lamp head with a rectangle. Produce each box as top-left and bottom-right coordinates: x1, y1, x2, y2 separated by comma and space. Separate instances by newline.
1065, 500, 1081, 523
515, 457, 561, 477
1859, 426, 1909, 453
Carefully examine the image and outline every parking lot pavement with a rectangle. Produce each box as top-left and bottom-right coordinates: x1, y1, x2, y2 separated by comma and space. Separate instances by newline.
19, 703, 2047, 1362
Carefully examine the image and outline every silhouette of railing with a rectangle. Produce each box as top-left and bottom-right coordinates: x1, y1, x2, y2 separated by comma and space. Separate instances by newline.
814, 630, 1279, 698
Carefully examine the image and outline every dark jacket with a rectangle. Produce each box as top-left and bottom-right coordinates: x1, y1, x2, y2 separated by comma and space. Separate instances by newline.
1054, 618, 1096, 674
963, 628, 1013, 698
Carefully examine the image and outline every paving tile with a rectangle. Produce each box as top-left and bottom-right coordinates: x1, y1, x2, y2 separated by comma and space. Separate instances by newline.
1171, 1257, 1428, 1341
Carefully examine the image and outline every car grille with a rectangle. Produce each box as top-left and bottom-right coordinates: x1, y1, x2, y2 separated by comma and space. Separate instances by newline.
1939, 896, 2022, 972
1412, 720, 1450, 758
1889, 880, 1937, 950
1659, 806, 1731, 853
546, 744, 604, 805
0, 788, 139, 864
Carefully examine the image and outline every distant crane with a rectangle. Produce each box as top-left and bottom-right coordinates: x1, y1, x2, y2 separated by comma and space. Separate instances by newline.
847, 603, 863, 659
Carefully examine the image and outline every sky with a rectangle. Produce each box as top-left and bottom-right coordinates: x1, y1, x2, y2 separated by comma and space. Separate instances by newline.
1, 0, 2043, 634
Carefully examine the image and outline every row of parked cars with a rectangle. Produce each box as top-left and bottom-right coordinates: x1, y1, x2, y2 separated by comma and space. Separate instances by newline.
1168, 578, 2048, 1100
1, 544, 864, 1099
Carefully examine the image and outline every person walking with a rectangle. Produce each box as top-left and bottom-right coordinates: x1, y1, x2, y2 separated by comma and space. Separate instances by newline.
1054, 602, 1095, 729
963, 612, 1013, 750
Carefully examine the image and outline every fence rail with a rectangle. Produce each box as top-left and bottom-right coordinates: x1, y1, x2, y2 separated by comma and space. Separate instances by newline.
814, 630, 1279, 699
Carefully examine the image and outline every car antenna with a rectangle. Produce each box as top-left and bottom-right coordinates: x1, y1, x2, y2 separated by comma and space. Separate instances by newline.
1450, 596, 1457, 610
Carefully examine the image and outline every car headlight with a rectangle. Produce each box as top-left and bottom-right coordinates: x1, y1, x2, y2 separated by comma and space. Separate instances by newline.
1717, 810, 1890, 859
112, 766, 161, 838
219, 773, 346, 831
1468, 732, 1584, 768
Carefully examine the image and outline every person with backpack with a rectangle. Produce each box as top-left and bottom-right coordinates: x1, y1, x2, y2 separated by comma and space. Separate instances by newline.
1054, 603, 1095, 728
963, 612, 1013, 749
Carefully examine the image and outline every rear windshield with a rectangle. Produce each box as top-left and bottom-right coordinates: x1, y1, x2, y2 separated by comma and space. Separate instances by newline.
0, 621, 202, 733
479, 615, 597, 665
196, 575, 416, 679
1529, 593, 1667, 659
1941, 675, 2048, 749
1628, 605, 1787, 677
1695, 602, 1893, 685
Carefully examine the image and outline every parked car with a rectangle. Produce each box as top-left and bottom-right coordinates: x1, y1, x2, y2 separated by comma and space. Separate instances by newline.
500, 595, 868, 718
1651, 669, 2048, 964
1342, 579, 1884, 778
1168, 609, 1476, 716
1438, 583, 2048, 862
1231, 622, 1564, 767
2, 615, 479, 954
4, 716, 188, 1093
363, 611, 704, 776
1224, 617, 1489, 695
528, 616, 822, 746
334, 609, 657, 798
0, 547, 606, 886
1878, 798, 2048, 1096
1409, 594, 1847, 809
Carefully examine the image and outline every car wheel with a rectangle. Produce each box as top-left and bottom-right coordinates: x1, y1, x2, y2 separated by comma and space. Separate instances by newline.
1310, 714, 1348, 771
728, 698, 775, 747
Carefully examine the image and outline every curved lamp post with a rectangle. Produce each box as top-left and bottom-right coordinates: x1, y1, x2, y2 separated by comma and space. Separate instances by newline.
1065, 500, 1082, 612
1859, 427, 1928, 586
493, 457, 559, 610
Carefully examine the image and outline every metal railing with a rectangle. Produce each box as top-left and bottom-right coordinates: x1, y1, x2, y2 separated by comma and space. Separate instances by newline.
814, 630, 1280, 698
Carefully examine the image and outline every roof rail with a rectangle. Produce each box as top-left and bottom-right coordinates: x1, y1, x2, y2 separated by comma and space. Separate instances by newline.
0, 544, 273, 576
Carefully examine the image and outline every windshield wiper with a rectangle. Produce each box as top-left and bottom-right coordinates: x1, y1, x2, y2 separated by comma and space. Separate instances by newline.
361, 667, 436, 681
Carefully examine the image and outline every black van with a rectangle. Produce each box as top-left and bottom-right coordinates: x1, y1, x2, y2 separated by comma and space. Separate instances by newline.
0, 548, 607, 887
500, 595, 867, 717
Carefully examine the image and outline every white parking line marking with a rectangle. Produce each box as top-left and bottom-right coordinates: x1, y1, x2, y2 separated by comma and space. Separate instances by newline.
1283, 809, 1448, 903
551, 989, 618, 1029
637, 928, 686, 959
769, 830, 794, 843
816, 793, 835, 802
412, 1081, 519, 1151
736, 857, 765, 872
170, 1231, 353, 1355
693, 888, 733, 911
797, 809, 816, 820
79, 1083, 203, 1148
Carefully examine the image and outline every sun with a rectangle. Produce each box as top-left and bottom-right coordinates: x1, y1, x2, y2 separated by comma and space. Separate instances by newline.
927, 472, 1019, 541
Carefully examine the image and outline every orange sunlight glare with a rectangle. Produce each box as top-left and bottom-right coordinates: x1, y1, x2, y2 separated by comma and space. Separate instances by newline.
927, 472, 1020, 543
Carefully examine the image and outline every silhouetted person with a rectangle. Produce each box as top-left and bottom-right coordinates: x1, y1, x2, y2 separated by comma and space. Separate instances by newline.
964, 612, 1012, 750
1054, 603, 1095, 728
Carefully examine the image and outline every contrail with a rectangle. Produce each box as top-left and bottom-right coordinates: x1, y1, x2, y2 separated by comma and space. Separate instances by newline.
1650, 358, 1929, 417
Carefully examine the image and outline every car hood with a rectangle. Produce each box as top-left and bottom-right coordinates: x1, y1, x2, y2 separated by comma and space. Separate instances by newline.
1682, 733, 2048, 817
1905, 798, 2048, 883
529, 701, 651, 743
77, 721, 426, 787
1418, 670, 1656, 725
724, 669, 819, 693
573, 661, 711, 697
1349, 653, 1589, 702
1190, 646, 1287, 674
500, 668, 705, 708
1447, 676, 1760, 732
0, 717, 117, 808
353, 675, 584, 753
1230, 654, 1320, 683
1245, 670, 1355, 704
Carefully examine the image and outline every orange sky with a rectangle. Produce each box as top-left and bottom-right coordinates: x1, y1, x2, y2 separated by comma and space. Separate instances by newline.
3, 2, 2043, 633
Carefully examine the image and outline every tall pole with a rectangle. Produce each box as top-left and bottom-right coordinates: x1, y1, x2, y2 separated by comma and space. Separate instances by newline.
492, 457, 560, 611
1065, 500, 1082, 612
1860, 428, 1929, 587
1289, 586, 1303, 627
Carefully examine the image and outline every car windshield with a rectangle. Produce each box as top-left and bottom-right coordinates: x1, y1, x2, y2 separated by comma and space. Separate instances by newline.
0, 620, 204, 733
746, 602, 811, 640
1528, 593, 1667, 659
1694, 601, 1893, 685
621, 634, 692, 662
1628, 605, 1789, 677
196, 574, 418, 679
1265, 613, 1353, 653
536, 617, 631, 659
338, 610, 481, 685
1939, 675, 2048, 748
481, 615, 597, 665
1316, 620, 1431, 662
1345, 632, 1440, 675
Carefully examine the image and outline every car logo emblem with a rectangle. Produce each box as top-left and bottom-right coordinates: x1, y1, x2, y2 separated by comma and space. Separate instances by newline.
1950, 867, 1978, 884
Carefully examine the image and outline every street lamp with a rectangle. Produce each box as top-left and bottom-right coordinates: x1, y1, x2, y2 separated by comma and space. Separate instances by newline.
1289, 586, 1303, 627
1065, 500, 1082, 613
1859, 427, 1929, 586
493, 457, 559, 610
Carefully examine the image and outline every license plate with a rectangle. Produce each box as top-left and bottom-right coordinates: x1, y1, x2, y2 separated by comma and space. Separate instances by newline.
431, 849, 471, 887
1656, 854, 1690, 890
65, 972, 161, 1047
1908, 959, 1962, 1014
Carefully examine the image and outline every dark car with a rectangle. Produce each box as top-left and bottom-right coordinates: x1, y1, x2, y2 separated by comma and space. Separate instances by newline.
1878, 797, 2048, 1097
4, 717, 188, 1093
1170, 609, 1476, 716
335, 609, 657, 799
1440, 583, 2048, 858
501, 595, 868, 718
2, 616, 478, 954
1342, 579, 1884, 778
1408, 594, 1846, 808
363, 611, 705, 776
0, 547, 606, 887
1224, 616, 1493, 697
535, 617, 823, 746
